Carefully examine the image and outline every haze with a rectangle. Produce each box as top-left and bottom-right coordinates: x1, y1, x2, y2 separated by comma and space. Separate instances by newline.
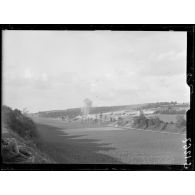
3, 31, 189, 112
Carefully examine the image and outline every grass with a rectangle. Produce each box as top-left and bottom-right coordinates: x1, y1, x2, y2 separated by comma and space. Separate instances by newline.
150, 114, 184, 123
32, 117, 186, 164
2, 106, 54, 163
2, 128, 54, 163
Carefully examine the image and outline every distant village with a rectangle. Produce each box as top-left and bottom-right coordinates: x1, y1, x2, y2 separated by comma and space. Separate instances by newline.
35, 101, 189, 129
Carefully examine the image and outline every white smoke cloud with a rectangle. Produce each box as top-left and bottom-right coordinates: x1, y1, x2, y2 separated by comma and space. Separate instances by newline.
82, 98, 93, 116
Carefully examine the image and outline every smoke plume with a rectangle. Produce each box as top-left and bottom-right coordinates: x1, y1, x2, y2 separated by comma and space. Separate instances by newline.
82, 98, 93, 116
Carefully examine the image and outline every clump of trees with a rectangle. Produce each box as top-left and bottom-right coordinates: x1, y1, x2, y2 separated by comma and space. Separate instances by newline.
132, 112, 164, 129
2, 105, 38, 139
132, 113, 149, 129
117, 117, 129, 126
132, 111, 186, 131
38, 108, 82, 119
147, 117, 162, 128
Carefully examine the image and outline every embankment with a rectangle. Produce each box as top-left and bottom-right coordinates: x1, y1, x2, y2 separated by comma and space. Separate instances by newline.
1, 105, 54, 164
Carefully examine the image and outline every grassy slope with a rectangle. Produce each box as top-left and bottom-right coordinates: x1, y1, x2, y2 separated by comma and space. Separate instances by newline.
2, 127, 54, 163
1, 106, 54, 164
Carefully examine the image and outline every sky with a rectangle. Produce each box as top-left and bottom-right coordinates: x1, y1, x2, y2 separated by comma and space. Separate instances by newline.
3, 30, 189, 112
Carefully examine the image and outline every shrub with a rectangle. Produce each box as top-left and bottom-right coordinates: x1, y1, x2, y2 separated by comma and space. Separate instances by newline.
2, 105, 38, 139
132, 114, 163, 129
132, 114, 149, 128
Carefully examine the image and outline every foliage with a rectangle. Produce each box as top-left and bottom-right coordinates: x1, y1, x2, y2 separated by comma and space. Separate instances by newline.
2, 105, 38, 139
37, 105, 139, 119
132, 113, 164, 129
132, 113, 149, 129
38, 108, 82, 119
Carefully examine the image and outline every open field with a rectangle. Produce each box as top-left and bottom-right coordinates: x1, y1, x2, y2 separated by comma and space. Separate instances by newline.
32, 117, 186, 164
149, 114, 184, 123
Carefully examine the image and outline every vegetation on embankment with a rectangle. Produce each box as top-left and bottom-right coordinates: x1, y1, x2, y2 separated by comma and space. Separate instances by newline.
1, 105, 54, 163
131, 113, 186, 133
2, 106, 38, 139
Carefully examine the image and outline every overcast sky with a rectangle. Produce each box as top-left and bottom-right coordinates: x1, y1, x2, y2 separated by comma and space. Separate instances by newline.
3, 31, 189, 112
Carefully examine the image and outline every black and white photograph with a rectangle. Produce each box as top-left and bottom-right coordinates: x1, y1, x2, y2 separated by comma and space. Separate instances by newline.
1, 26, 194, 170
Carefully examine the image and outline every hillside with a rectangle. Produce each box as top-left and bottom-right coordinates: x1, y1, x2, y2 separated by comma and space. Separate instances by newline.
33, 104, 140, 119
33, 102, 189, 119
1, 105, 54, 164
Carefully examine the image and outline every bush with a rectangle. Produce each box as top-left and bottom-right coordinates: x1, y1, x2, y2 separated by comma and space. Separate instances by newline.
132, 114, 149, 129
2, 105, 38, 139
132, 114, 163, 129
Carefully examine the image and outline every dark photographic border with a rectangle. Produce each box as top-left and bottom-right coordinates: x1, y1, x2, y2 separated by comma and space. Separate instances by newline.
0, 24, 194, 171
